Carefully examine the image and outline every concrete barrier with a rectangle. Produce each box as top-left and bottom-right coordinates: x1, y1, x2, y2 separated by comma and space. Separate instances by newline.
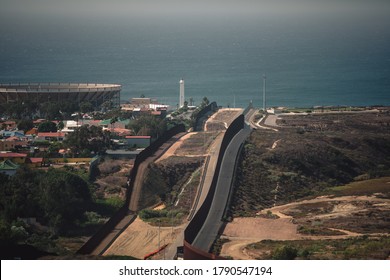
184, 115, 244, 259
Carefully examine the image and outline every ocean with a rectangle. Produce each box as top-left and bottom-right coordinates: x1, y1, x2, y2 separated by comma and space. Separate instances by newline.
0, 6, 389, 109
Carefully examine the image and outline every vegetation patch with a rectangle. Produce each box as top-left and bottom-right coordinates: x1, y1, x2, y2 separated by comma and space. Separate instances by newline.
257, 210, 280, 219
246, 236, 390, 260
138, 208, 187, 227
141, 156, 204, 208
210, 237, 231, 255
176, 132, 217, 155
326, 177, 390, 198
297, 225, 345, 236
230, 112, 390, 217
0, 164, 127, 258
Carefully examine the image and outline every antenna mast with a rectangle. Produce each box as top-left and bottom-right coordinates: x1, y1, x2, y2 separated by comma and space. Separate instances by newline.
263, 74, 266, 112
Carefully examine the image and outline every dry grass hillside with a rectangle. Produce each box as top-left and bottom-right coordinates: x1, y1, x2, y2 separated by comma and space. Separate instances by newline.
230, 111, 390, 217
220, 110, 390, 260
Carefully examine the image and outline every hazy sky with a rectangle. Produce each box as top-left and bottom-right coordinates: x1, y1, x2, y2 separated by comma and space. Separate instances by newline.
2, 0, 389, 20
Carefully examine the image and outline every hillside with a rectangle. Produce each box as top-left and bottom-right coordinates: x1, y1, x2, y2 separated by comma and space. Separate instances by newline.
218, 110, 390, 260
221, 177, 390, 260
230, 110, 390, 217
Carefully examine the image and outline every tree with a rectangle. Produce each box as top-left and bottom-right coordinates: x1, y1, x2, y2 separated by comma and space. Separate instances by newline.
201, 96, 210, 108
110, 116, 118, 130
64, 125, 111, 156
40, 102, 62, 120
0, 167, 92, 234
17, 119, 34, 132
272, 245, 298, 260
127, 115, 167, 139
0, 167, 43, 222
5, 102, 25, 119
38, 121, 57, 133
80, 102, 94, 114
60, 101, 79, 119
39, 169, 91, 233
57, 121, 65, 132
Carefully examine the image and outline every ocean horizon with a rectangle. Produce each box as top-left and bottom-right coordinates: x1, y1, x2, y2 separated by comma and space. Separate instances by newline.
1, 1, 389, 109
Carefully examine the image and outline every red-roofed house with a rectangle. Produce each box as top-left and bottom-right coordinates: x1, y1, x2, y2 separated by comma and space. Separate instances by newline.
0, 152, 28, 164
26, 128, 38, 136
0, 138, 28, 151
25, 157, 44, 168
106, 128, 132, 137
0, 121, 17, 130
33, 119, 46, 125
125, 136, 151, 148
36, 132, 66, 141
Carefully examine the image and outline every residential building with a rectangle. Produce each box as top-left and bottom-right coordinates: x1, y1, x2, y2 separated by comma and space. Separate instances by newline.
125, 136, 151, 148
0, 152, 28, 164
0, 138, 28, 151
36, 132, 66, 141
0, 160, 19, 176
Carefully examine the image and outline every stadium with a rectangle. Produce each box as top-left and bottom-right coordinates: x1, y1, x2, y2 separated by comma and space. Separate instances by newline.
0, 83, 121, 108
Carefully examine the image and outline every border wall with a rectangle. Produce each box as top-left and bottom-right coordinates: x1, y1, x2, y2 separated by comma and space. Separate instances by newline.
77, 124, 186, 255
193, 102, 218, 131
183, 115, 244, 259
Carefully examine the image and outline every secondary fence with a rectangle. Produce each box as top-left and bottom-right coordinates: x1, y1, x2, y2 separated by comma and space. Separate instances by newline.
193, 102, 218, 131
77, 124, 186, 255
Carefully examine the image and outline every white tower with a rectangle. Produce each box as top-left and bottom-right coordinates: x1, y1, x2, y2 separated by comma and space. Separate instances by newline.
179, 79, 185, 108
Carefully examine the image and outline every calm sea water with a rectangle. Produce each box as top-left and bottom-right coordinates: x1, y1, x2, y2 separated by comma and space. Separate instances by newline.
0, 12, 389, 108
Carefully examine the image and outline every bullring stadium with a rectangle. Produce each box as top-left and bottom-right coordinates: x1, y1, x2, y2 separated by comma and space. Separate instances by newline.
0, 83, 121, 108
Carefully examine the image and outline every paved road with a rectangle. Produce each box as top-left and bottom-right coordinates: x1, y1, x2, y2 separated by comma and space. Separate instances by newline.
264, 114, 279, 127
192, 126, 252, 251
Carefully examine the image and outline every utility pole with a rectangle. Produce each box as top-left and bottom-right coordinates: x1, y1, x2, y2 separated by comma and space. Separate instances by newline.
263, 74, 267, 112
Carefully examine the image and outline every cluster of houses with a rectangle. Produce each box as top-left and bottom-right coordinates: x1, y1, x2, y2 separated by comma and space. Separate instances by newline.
121, 97, 168, 117
0, 97, 170, 176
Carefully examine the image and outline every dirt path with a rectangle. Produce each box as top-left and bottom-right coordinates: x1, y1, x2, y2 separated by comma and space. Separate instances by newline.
204, 108, 243, 131
262, 195, 390, 219
220, 195, 390, 259
103, 217, 180, 259
156, 132, 195, 163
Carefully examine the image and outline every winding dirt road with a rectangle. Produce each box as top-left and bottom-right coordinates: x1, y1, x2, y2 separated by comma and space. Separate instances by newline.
220, 195, 390, 259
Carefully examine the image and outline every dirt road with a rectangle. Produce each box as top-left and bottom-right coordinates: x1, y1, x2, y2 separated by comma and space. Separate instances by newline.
156, 132, 197, 163
220, 195, 390, 259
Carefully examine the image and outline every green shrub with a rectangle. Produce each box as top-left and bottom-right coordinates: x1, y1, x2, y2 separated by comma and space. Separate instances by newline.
272, 245, 298, 260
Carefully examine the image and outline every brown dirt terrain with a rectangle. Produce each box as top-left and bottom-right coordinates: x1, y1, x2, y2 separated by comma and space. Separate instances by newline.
221, 192, 390, 259
103, 217, 182, 259
205, 108, 243, 131
156, 132, 197, 162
